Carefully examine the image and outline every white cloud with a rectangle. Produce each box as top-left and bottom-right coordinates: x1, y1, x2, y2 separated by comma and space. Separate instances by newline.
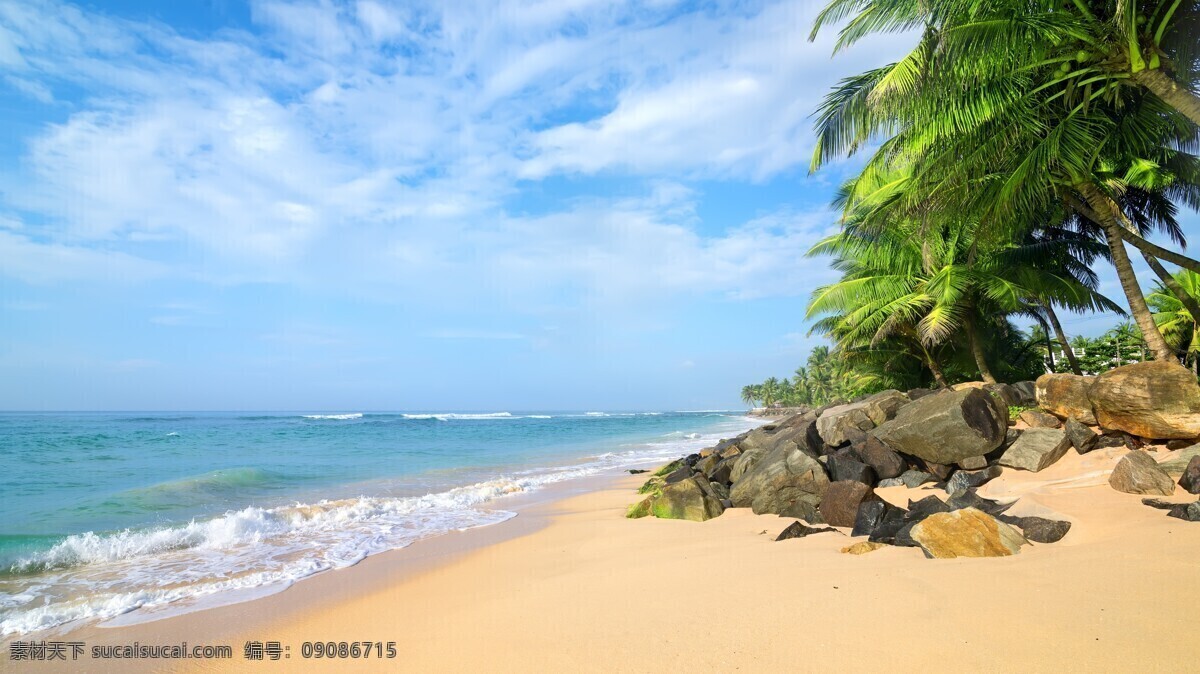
0, 0, 911, 309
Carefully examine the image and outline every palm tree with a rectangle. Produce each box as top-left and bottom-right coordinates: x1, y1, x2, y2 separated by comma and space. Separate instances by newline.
760, 377, 782, 407
1150, 269, 1200, 370
740, 384, 761, 408
808, 5, 1199, 362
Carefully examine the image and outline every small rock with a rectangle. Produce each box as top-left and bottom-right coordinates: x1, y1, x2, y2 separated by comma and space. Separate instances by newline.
628, 469, 648, 474
1109, 450, 1176, 496
1166, 439, 1195, 450
998, 515, 1072, 543
899, 470, 934, 488
946, 466, 1003, 497
999, 428, 1071, 472
1064, 419, 1099, 454
957, 455, 988, 470
1167, 501, 1200, 522
841, 541, 886, 555
1018, 409, 1063, 429
664, 465, 693, 484
852, 500, 906, 538
775, 521, 840, 541
924, 462, 955, 481
905, 495, 952, 521
946, 489, 1014, 516
1178, 456, 1200, 494
1142, 498, 1179, 510
1159, 444, 1200, 476
819, 480, 879, 528
909, 507, 1028, 558
877, 478, 904, 487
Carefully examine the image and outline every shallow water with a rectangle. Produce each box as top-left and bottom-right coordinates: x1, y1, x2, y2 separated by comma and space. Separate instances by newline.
0, 410, 756, 634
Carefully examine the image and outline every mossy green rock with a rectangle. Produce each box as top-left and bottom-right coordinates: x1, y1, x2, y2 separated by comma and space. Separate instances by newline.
649, 476, 725, 521
637, 476, 665, 495
626, 496, 655, 519
653, 459, 684, 477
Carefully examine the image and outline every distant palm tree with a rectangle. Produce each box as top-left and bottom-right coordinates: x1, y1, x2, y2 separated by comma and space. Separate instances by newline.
740, 385, 761, 408
1150, 270, 1200, 372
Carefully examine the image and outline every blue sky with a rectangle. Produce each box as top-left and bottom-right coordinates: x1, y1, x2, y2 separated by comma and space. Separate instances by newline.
0, 0, 1192, 411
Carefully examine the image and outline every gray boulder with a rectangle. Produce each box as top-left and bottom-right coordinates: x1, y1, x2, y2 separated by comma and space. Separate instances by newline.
729, 443, 830, 516
853, 435, 906, 480
1011, 381, 1037, 405
957, 455, 988, 470
999, 428, 1071, 472
1064, 419, 1099, 454
984, 383, 1021, 407
869, 389, 1008, 465
1109, 450, 1176, 496
899, 470, 933, 488
1168, 501, 1200, 522
827, 450, 876, 485
1178, 456, 1200, 494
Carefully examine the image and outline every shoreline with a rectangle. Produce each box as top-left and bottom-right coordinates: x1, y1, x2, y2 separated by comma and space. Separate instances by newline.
19, 442, 1200, 673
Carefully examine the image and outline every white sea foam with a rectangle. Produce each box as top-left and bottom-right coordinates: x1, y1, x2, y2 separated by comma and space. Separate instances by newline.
0, 414, 765, 636
401, 412, 514, 421
301, 413, 363, 420
584, 412, 607, 416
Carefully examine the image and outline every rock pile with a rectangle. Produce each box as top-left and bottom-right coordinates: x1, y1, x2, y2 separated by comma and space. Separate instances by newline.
629, 361, 1200, 556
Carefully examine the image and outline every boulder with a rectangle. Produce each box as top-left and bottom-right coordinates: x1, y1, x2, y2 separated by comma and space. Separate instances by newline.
1064, 419, 1099, 454
923, 461, 955, 481
1158, 444, 1200, 476
869, 389, 1008, 465
852, 500, 905, 538
694, 454, 721, 477
984, 383, 1021, 407
1011, 381, 1037, 405
907, 387, 936, 400
909, 507, 1028, 559
1108, 450, 1176, 496
1035, 373, 1097, 424
815, 390, 909, 447
998, 428, 1071, 472
775, 521, 839, 541
819, 480, 879, 528
827, 450, 876, 485
1178, 456, 1200, 494
708, 459, 734, 486
946, 466, 1003, 496
729, 447, 767, 484
626, 496, 655, 518
649, 476, 725, 521
1018, 409, 1063, 429
1088, 361, 1200, 440
664, 465, 693, 484
853, 435, 906, 480
730, 443, 830, 516
842, 541, 887, 555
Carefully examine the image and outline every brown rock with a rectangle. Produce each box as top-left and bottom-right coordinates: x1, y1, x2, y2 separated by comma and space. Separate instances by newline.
1088, 361, 1200, 440
1108, 450, 1176, 496
909, 507, 1028, 559
998, 428, 1071, 472
819, 480, 878, 528
1018, 409, 1063, 429
1035, 373, 1097, 424
869, 389, 1008, 465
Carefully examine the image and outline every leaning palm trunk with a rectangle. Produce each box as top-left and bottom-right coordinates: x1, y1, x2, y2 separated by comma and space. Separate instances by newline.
963, 313, 997, 384
1078, 184, 1176, 362
917, 342, 949, 388
1132, 69, 1200, 128
1042, 302, 1082, 375
1117, 228, 1200, 276
1143, 253, 1200, 335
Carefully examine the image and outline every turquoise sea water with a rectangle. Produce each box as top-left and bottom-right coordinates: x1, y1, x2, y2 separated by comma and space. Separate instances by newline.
0, 410, 758, 635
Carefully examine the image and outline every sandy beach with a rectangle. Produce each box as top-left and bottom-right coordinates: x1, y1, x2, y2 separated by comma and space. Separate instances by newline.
22, 443, 1197, 674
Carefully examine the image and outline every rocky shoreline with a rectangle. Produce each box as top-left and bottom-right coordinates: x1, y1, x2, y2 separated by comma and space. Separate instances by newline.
630, 361, 1200, 558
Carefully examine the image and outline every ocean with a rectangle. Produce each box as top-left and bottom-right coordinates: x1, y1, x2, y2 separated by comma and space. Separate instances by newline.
0, 410, 759, 635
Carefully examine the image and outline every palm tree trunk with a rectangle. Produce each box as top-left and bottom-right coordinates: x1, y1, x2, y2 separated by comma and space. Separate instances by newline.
1042, 302, 1083, 375
1143, 252, 1200, 340
1078, 183, 1176, 362
1045, 333, 1056, 372
964, 313, 997, 384
1117, 227, 1200, 275
1132, 68, 1200, 127
921, 347, 949, 388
